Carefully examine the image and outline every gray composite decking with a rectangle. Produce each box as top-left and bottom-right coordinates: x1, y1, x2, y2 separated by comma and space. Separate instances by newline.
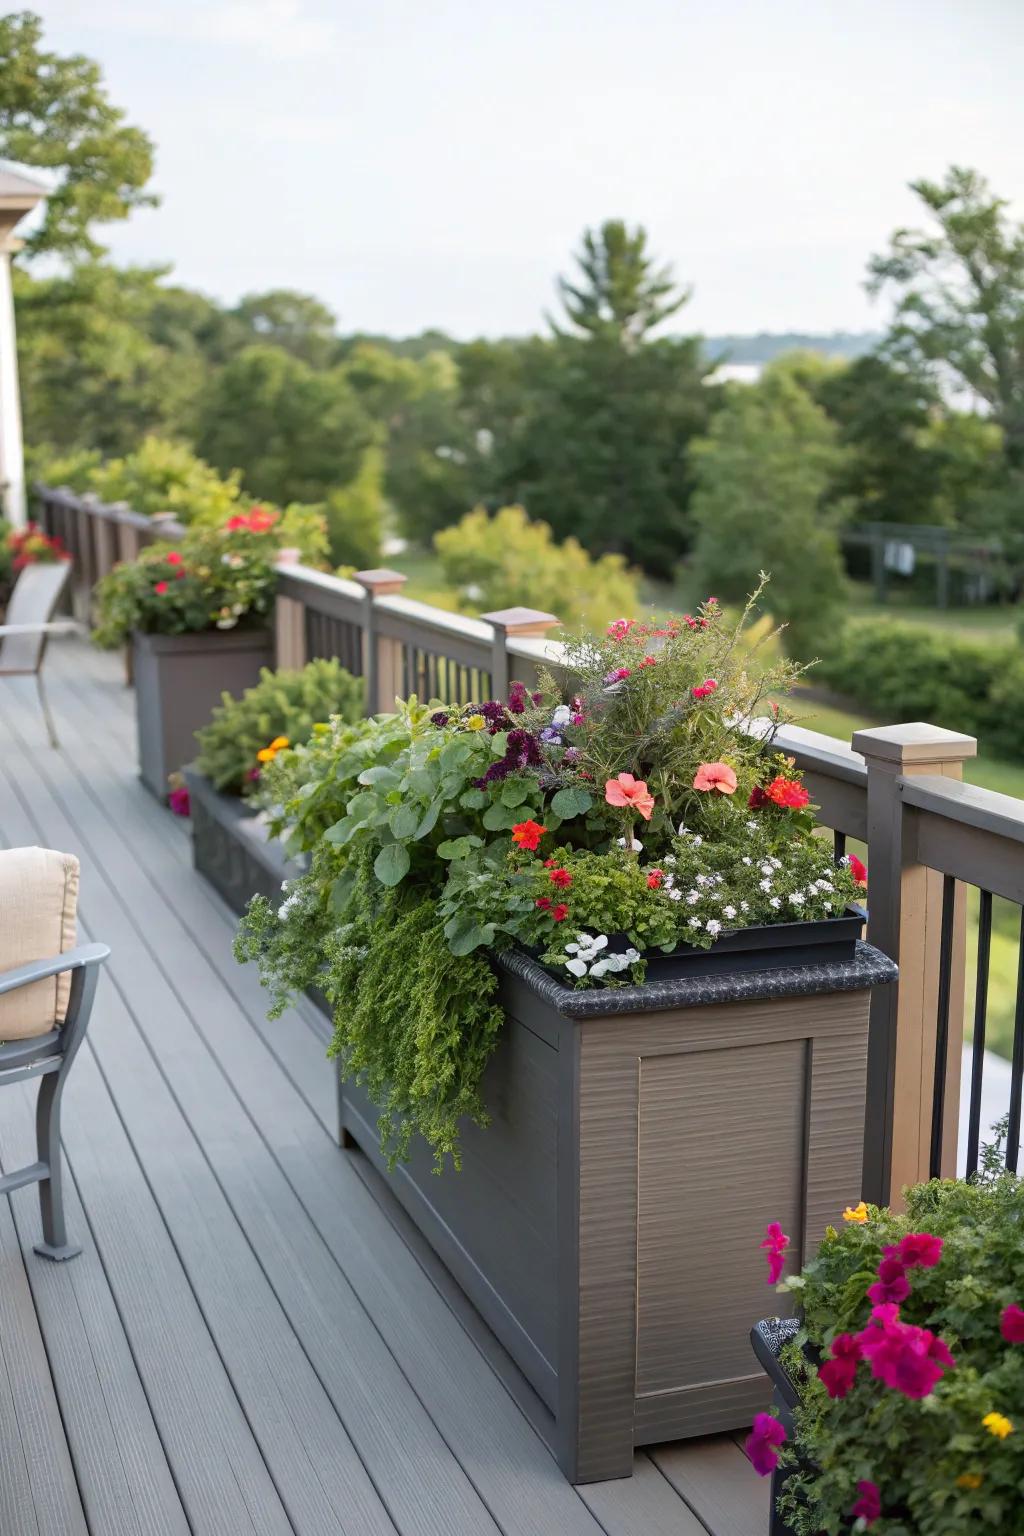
0, 637, 770, 1536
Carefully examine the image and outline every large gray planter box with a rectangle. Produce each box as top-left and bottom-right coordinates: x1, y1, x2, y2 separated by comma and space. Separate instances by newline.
183, 766, 300, 916
340, 943, 897, 1484
133, 628, 272, 799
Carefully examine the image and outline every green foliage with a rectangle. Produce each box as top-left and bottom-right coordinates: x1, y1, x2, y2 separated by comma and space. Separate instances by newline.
0, 11, 156, 258
25, 444, 101, 493
195, 659, 364, 796
690, 365, 850, 655
319, 445, 384, 569
818, 620, 1024, 759
195, 344, 375, 507
230, 290, 338, 368
778, 1173, 1024, 1535
433, 504, 640, 629
88, 435, 243, 523
92, 518, 280, 648
555, 219, 690, 346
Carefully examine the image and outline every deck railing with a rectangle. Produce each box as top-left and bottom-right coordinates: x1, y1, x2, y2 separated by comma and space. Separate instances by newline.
35, 482, 1024, 1206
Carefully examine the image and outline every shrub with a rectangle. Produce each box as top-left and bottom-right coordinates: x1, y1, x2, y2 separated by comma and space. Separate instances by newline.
433, 504, 639, 630
319, 444, 384, 569
27, 445, 102, 493
770, 1170, 1024, 1535
195, 659, 364, 796
88, 436, 243, 523
817, 620, 1024, 758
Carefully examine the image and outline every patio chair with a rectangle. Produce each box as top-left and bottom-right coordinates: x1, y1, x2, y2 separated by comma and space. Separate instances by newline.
0, 847, 109, 1261
0, 558, 80, 748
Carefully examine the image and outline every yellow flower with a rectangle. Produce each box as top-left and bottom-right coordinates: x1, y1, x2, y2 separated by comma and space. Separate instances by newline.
843, 1201, 869, 1223
956, 1473, 983, 1490
465, 714, 486, 731
982, 1412, 1013, 1439
269, 736, 290, 751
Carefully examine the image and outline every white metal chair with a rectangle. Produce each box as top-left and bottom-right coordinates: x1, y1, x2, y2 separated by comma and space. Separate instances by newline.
0, 559, 79, 747
0, 847, 109, 1261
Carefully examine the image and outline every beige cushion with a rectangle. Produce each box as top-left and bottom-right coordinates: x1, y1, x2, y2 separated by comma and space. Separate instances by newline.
0, 847, 79, 1039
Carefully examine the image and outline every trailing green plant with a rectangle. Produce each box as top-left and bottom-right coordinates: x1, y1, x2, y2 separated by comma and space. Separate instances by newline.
195, 658, 364, 795
759, 1163, 1024, 1535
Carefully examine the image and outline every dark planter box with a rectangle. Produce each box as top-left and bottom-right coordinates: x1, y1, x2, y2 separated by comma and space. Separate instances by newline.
340, 940, 898, 1484
183, 766, 301, 916
133, 627, 273, 799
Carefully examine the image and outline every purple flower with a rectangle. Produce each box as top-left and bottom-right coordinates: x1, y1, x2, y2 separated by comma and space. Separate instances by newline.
540, 727, 563, 744
430, 711, 449, 727
507, 682, 528, 714
744, 1413, 785, 1476
867, 1257, 911, 1306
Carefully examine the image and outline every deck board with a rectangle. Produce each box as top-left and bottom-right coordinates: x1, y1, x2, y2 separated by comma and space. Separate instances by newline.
0, 638, 770, 1536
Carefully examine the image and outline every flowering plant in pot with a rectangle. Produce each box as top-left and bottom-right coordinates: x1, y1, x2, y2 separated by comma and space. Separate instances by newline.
236, 584, 863, 1169
751, 1150, 1024, 1534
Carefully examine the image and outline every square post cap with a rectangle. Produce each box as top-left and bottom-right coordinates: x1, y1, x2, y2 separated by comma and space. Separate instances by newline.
354, 568, 409, 596
481, 606, 560, 637
852, 722, 977, 766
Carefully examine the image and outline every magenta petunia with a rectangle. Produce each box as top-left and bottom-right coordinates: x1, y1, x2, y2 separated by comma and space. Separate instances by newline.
851, 1480, 881, 1526
817, 1333, 862, 1399
744, 1412, 786, 1476
867, 1256, 911, 1305
856, 1304, 955, 1399
1000, 1303, 1024, 1344
886, 1232, 943, 1270
760, 1221, 790, 1285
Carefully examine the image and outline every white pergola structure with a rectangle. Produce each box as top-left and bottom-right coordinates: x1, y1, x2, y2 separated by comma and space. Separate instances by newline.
0, 168, 47, 528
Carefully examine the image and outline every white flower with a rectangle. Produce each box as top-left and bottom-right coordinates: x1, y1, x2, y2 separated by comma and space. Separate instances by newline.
551, 704, 572, 727
688, 917, 703, 929
686, 889, 700, 904
770, 857, 782, 871
760, 878, 772, 893
723, 905, 737, 919
769, 896, 781, 909
692, 835, 703, 847
662, 855, 677, 867
745, 819, 758, 831
740, 900, 749, 913
790, 892, 805, 907
760, 862, 774, 876
615, 836, 644, 852
706, 919, 721, 936
741, 856, 753, 866
668, 888, 682, 901
696, 874, 710, 887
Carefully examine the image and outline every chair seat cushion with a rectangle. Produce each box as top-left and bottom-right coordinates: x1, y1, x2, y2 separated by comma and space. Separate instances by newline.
0, 847, 79, 1039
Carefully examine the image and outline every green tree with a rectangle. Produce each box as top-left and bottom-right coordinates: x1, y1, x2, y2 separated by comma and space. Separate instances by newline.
230, 289, 338, 368
690, 367, 849, 655
0, 10, 155, 258
869, 167, 1024, 469
195, 345, 374, 506
555, 219, 689, 347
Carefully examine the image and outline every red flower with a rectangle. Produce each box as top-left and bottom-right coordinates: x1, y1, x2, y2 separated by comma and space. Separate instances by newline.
165, 550, 184, 565
606, 618, 635, 640
153, 580, 169, 595
818, 1334, 862, 1399
886, 1232, 943, 1270
765, 776, 810, 810
1000, 1303, 1024, 1343
760, 1221, 790, 1285
867, 1256, 911, 1305
748, 785, 770, 809
549, 868, 572, 888
851, 1480, 881, 1527
535, 897, 552, 911
855, 1304, 955, 1399
744, 1412, 786, 1477
691, 678, 718, 700
551, 903, 570, 922
638, 655, 657, 668
512, 820, 546, 851
543, 857, 556, 868
847, 853, 868, 887
646, 869, 664, 889
168, 785, 191, 817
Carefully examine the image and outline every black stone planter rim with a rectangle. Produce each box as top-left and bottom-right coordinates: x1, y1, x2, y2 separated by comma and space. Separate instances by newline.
132, 624, 272, 654
495, 941, 898, 1018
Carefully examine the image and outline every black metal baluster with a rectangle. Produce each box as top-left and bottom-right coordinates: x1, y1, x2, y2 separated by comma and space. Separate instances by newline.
1007, 907, 1024, 1174
966, 891, 992, 1177
833, 831, 847, 863
929, 874, 957, 1179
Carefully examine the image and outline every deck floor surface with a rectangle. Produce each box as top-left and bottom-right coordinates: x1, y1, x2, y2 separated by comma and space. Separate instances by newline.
0, 638, 769, 1536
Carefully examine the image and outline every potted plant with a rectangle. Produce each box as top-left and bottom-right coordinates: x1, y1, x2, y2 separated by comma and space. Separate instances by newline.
0, 520, 68, 614
749, 1143, 1024, 1535
93, 505, 322, 798
237, 589, 897, 1482
183, 657, 364, 913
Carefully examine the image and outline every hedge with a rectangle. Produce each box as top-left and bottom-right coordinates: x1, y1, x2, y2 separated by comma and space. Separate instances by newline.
817, 620, 1024, 761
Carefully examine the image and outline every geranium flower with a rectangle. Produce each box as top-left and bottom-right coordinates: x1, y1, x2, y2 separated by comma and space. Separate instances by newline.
693, 762, 738, 795
638, 655, 657, 668
535, 897, 552, 911
843, 1201, 869, 1223
850, 1480, 881, 1527
691, 678, 718, 700
983, 1412, 1013, 1439
760, 1221, 790, 1284
168, 785, 191, 817
856, 1304, 955, 1398
604, 773, 656, 820
847, 852, 868, 886
153, 580, 169, 595
166, 550, 184, 566
512, 820, 546, 851
646, 869, 664, 889
550, 868, 572, 888
551, 903, 570, 922
867, 1256, 911, 1305
765, 776, 810, 809
887, 1233, 943, 1270
1000, 1303, 1024, 1343
607, 618, 635, 640
744, 1412, 786, 1476
818, 1334, 862, 1398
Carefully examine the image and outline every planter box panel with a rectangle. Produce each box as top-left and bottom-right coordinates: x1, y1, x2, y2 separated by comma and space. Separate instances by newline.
135, 628, 272, 799
184, 766, 298, 917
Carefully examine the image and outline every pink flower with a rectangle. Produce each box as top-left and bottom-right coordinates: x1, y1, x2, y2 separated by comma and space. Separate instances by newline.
851, 1480, 881, 1527
165, 550, 184, 566
606, 619, 634, 640
744, 1412, 786, 1477
818, 1333, 862, 1399
168, 785, 191, 817
693, 761, 738, 795
551, 903, 570, 922
638, 655, 657, 668
886, 1232, 943, 1270
604, 773, 656, 821
603, 666, 632, 684
549, 868, 572, 889
760, 1221, 790, 1285
867, 1256, 911, 1305
1000, 1303, 1024, 1344
153, 580, 169, 595
691, 678, 718, 700
856, 1304, 955, 1399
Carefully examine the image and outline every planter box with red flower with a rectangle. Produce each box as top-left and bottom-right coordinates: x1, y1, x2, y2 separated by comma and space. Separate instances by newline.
237, 588, 899, 1484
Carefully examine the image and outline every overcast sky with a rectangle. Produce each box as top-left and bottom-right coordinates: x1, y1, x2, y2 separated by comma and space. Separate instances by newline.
33, 0, 1024, 338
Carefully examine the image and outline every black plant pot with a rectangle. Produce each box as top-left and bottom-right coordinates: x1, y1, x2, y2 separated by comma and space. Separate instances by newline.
750, 1318, 803, 1536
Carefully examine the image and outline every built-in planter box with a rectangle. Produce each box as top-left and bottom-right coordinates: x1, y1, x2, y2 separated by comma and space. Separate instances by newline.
339, 940, 897, 1484
134, 628, 272, 799
183, 765, 300, 916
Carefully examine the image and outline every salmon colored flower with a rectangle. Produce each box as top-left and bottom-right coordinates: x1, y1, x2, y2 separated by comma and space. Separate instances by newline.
693, 761, 738, 795
604, 773, 656, 821
765, 776, 810, 809
744, 1412, 786, 1476
512, 819, 546, 851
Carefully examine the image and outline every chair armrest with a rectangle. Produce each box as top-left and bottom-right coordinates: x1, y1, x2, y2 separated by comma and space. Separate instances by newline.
0, 942, 111, 997
0, 620, 84, 638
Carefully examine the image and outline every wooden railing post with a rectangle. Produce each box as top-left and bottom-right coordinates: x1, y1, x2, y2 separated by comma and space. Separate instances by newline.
355, 568, 408, 714
853, 724, 977, 1205
273, 552, 306, 671
480, 606, 560, 699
